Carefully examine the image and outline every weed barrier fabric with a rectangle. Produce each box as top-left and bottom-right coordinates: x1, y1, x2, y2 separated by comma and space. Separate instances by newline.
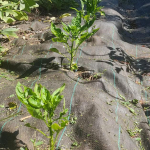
0, 0, 150, 149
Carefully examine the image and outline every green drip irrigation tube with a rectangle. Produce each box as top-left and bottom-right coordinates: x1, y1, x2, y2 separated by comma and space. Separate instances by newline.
56, 78, 79, 149
111, 68, 121, 150
111, 26, 121, 150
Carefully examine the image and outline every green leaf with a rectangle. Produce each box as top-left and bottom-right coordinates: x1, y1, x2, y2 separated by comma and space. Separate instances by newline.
16, 82, 29, 106
70, 7, 79, 12
35, 141, 43, 146
52, 37, 68, 43
0, 11, 3, 19
0, 104, 4, 108
19, 3, 25, 10
22, 0, 36, 12
1, 28, 18, 38
131, 99, 138, 105
51, 22, 64, 38
100, 11, 105, 16
59, 13, 71, 19
83, 15, 90, 22
71, 63, 78, 71
4, 9, 17, 16
80, 17, 96, 32
135, 138, 141, 141
28, 96, 42, 109
71, 12, 81, 28
27, 107, 43, 120
2, 16, 15, 23
13, 11, 28, 21
30, 139, 35, 143
62, 22, 70, 33
52, 123, 63, 132
51, 84, 65, 97
76, 28, 99, 47
119, 94, 126, 101
60, 120, 69, 128
34, 83, 42, 98
129, 108, 135, 114
25, 123, 36, 129
41, 86, 51, 103
9, 94, 15, 98
58, 99, 68, 119
50, 48, 60, 53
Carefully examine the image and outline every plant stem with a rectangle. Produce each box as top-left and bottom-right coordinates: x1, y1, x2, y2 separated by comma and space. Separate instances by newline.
54, 132, 59, 147
70, 41, 74, 70
49, 118, 54, 150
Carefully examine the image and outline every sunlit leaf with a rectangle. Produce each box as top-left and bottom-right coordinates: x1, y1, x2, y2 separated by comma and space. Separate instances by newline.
13, 11, 28, 21
1, 28, 18, 38
50, 48, 60, 53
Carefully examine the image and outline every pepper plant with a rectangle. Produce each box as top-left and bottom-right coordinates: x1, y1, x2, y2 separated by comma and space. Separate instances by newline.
16, 82, 69, 150
72, 0, 105, 23
50, 0, 104, 70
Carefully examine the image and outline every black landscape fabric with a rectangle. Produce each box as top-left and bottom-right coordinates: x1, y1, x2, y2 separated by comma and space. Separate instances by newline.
0, 0, 150, 150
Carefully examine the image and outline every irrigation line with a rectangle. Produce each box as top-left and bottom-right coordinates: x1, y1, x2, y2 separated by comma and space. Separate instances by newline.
56, 78, 79, 149
111, 26, 121, 150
